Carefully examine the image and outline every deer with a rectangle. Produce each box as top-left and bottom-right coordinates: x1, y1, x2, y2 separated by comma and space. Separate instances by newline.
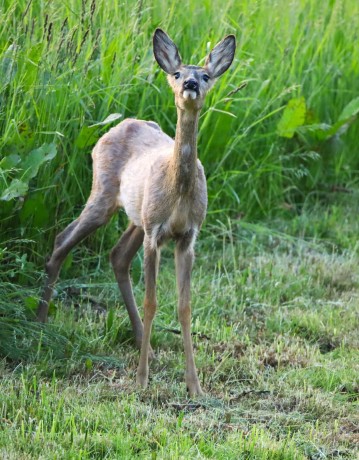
37, 29, 236, 396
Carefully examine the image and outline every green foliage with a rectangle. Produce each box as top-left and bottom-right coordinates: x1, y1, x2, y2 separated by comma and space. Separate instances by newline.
277, 97, 306, 138
0, 143, 57, 200
0, 282, 126, 376
0, 0, 358, 264
277, 96, 359, 144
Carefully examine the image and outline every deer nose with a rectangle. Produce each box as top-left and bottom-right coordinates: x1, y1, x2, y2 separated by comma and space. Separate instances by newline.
184, 79, 198, 91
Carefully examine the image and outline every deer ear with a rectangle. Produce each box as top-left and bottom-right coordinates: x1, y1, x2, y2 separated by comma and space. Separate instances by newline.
153, 29, 182, 74
205, 35, 236, 78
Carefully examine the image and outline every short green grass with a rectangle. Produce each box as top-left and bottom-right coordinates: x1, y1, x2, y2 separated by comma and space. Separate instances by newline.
1, 193, 358, 459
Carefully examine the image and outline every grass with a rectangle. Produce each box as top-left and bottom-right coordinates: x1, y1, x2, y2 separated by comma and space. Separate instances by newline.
1, 0, 359, 259
1, 0, 359, 458
1, 193, 358, 458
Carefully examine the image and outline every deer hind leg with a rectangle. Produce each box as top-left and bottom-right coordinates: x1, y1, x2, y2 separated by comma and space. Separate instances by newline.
136, 235, 159, 389
110, 223, 148, 351
175, 232, 203, 397
37, 194, 117, 322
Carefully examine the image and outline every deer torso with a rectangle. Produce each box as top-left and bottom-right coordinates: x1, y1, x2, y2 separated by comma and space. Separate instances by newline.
92, 118, 207, 248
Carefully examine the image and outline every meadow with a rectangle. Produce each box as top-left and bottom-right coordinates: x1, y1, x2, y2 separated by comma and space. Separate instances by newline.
0, 0, 358, 458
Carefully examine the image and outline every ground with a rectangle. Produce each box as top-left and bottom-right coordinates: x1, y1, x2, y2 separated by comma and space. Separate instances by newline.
0, 192, 358, 459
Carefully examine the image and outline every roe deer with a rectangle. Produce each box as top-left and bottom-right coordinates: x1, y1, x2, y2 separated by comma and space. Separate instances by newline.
37, 29, 236, 396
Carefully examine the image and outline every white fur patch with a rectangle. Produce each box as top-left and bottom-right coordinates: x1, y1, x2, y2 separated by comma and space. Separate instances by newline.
183, 90, 197, 100
150, 223, 168, 250
189, 226, 199, 252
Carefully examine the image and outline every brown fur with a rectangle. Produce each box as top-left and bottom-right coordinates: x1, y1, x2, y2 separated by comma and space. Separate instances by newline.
37, 29, 235, 396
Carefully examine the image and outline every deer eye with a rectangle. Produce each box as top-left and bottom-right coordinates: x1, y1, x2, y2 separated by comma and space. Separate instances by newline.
174, 72, 180, 79
202, 74, 210, 82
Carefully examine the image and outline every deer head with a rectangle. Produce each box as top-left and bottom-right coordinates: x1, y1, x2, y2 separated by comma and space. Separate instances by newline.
153, 28, 236, 111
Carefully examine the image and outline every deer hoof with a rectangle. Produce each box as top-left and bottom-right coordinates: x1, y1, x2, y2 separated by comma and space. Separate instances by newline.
186, 379, 204, 397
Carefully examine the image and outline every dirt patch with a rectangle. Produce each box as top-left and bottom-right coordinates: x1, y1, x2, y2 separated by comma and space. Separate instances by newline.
212, 341, 248, 359
259, 345, 309, 369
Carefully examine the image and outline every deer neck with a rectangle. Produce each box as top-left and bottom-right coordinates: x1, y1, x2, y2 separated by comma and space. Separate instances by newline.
171, 107, 200, 196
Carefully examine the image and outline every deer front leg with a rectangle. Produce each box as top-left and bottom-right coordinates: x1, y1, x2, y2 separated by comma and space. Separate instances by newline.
136, 236, 159, 389
175, 240, 204, 397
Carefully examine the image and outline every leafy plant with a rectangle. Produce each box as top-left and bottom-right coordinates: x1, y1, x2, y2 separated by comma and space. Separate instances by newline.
0, 143, 57, 201
277, 96, 359, 145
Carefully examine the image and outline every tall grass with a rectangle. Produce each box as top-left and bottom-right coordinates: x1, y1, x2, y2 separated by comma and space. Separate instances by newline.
1, 0, 358, 268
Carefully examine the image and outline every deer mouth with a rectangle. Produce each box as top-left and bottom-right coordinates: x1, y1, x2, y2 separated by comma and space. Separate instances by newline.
183, 89, 198, 100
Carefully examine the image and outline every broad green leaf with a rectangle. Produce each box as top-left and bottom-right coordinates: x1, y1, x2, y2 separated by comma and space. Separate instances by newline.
321, 97, 359, 139
277, 97, 306, 138
21, 143, 57, 182
88, 113, 122, 128
297, 123, 333, 142
304, 98, 359, 141
0, 154, 21, 171
298, 97, 359, 142
0, 144, 56, 200
0, 179, 28, 201
43, 143, 57, 161
338, 97, 359, 121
